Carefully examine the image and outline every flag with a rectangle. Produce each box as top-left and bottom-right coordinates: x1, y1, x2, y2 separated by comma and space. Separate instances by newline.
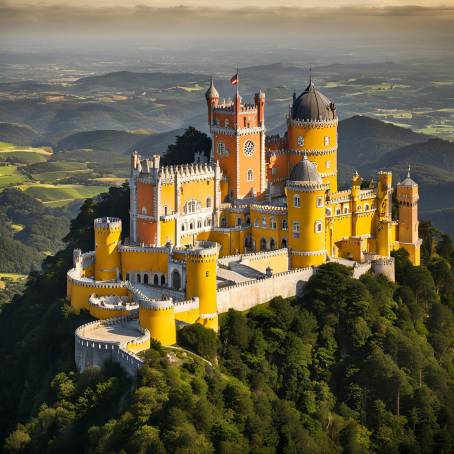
230, 73, 239, 86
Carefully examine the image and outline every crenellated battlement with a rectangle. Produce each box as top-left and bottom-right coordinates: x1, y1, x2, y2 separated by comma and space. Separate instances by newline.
94, 217, 122, 230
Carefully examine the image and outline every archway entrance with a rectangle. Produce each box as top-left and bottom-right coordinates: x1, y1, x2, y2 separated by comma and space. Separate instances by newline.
260, 238, 267, 251
171, 270, 181, 290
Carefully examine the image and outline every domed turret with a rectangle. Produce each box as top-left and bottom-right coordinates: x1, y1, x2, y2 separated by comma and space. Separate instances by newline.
291, 81, 336, 122
205, 77, 219, 101
400, 166, 417, 187
289, 155, 322, 184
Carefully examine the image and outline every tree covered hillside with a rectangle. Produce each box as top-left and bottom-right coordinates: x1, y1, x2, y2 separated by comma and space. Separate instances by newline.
1, 186, 454, 453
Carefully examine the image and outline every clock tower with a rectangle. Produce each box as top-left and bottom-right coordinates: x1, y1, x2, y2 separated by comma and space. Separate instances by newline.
206, 79, 266, 201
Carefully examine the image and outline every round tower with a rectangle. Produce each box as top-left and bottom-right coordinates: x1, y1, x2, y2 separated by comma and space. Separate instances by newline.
286, 156, 329, 268
287, 80, 338, 191
94, 217, 122, 281
138, 299, 176, 345
185, 242, 219, 331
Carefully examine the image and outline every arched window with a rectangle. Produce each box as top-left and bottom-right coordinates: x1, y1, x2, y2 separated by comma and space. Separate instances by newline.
247, 169, 253, 181
365, 203, 370, 211
281, 238, 287, 248
221, 217, 227, 228
171, 270, 181, 290
282, 219, 288, 230
181, 223, 185, 232
246, 215, 251, 225
189, 222, 194, 230
136, 273, 141, 283
316, 197, 323, 208
315, 221, 323, 233
207, 218, 212, 227
326, 208, 332, 216
293, 221, 300, 238
270, 238, 276, 250
270, 217, 277, 229
254, 218, 259, 227
336, 208, 341, 215
143, 274, 149, 285
343, 206, 349, 214
237, 217, 242, 226
293, 194, 300, 208
324, 136, 330, 146
262, 217, 267, 228
163, 206, 168, 216
206, 197, 212, 208
197, 219, 202, 228
154, 274, 159, 286
161, 275, 166, 286
141, 207, 147, 215
260, 238, 267, 251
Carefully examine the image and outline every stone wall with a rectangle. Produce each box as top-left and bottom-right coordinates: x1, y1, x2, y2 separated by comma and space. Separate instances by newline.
217, 267, 314, 313
75, 315, 145, 377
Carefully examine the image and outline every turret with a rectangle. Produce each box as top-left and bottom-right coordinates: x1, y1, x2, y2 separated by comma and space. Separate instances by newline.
185, 242, 219, 331
287, 79, 338, 191
254, 90, 265, 127
351, 171, 362, 236
205, 77, 219, 125
94, 217, 122, 281
138, 299, 176, 345
286, 156, 329, 268
396, 167, 421, 265
377, 171, 393, 221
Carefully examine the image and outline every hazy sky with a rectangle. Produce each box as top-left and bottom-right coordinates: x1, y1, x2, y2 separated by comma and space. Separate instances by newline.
3, 0, 454, 6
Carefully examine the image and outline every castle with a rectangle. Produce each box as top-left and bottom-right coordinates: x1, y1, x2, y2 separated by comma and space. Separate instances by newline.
69, 76, 421, 374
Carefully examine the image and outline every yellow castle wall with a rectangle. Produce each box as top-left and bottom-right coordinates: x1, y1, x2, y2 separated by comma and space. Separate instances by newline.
70, 282, 128, 314
89, 305, 130, 320
120, 249, 168, 279
174, 308, 200, 324
160, 183, 176, 215
160, 218, 176, 245
244, 251, 289, 273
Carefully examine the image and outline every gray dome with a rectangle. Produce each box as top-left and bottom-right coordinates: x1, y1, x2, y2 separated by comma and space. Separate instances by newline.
400, 167, 417, 187
292, 81, 337, 121
205, 78, 219, 100
289, 156, 322, 183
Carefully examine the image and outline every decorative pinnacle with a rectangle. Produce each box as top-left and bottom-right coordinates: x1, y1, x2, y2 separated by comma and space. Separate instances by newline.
407, 165, 411, 179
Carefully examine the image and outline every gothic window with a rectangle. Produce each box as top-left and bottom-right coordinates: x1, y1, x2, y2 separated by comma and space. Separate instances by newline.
189, 221, 194, 230
246, 215, 251, 225
282, 219, 288, 230
143, 274, 149, 285
270, 238, 276, 250
281, 238, 287, 248
343, 206, 349, 214
260, 238, 267, 250
254, 218, 259, 227
247, 169, 253, 181
262, 217, 267, 228
136, 273, 141, 283
185, 200, 199, 214
315, 221, 323, 233
270, 217, 277, 229
141, 207, 147, 215
316, 197, 324, 208
243, 140, 255, 156
161, 275, 166, 286
154, 274, 159, 286
365, 203, 370, 211
294, 194, 300, 208
197, 219, 202, 228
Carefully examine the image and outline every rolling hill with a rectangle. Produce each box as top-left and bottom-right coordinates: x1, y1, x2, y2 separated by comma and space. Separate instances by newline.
0, 122, 39, 146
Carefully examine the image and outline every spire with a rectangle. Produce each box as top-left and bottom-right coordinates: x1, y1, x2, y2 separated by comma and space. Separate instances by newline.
407, 164, 411, 179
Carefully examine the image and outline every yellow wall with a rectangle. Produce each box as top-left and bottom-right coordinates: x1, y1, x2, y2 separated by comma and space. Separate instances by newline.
70, 282, 128, 314
120, 249, 168, 279
127, 337, 151, 354
160, 219, 176, 245
174, 308, 200, 324
89, 305, 130, 320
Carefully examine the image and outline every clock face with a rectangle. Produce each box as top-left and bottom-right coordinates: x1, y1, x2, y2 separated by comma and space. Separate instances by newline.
243, 140, 255, 156
297, 135, 305, 147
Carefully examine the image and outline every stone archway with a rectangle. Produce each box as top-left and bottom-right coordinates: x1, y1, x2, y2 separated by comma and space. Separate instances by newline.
171, 269, 181, 290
